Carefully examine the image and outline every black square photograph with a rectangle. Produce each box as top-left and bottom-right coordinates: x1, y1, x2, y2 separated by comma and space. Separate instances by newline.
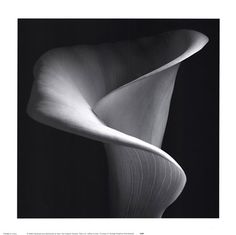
18, 19, 219, 218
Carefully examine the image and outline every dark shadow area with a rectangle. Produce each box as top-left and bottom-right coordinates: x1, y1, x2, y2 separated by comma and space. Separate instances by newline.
18, 19, 219, 218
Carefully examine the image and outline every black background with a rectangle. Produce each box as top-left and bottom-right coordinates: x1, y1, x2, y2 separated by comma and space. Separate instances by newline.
18, 19, 219, 218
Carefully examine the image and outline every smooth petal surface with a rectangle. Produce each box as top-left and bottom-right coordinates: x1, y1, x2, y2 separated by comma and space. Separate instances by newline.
27, 29, 209, 217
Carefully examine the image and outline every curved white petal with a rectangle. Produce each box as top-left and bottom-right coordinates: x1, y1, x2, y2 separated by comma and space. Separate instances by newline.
27, 29, 209, 217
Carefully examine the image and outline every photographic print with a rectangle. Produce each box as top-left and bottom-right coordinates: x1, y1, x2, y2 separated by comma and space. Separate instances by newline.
18, 19, 219, 218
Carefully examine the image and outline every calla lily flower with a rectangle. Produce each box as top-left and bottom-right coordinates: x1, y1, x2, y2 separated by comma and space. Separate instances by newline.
27, 29, 209, 217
